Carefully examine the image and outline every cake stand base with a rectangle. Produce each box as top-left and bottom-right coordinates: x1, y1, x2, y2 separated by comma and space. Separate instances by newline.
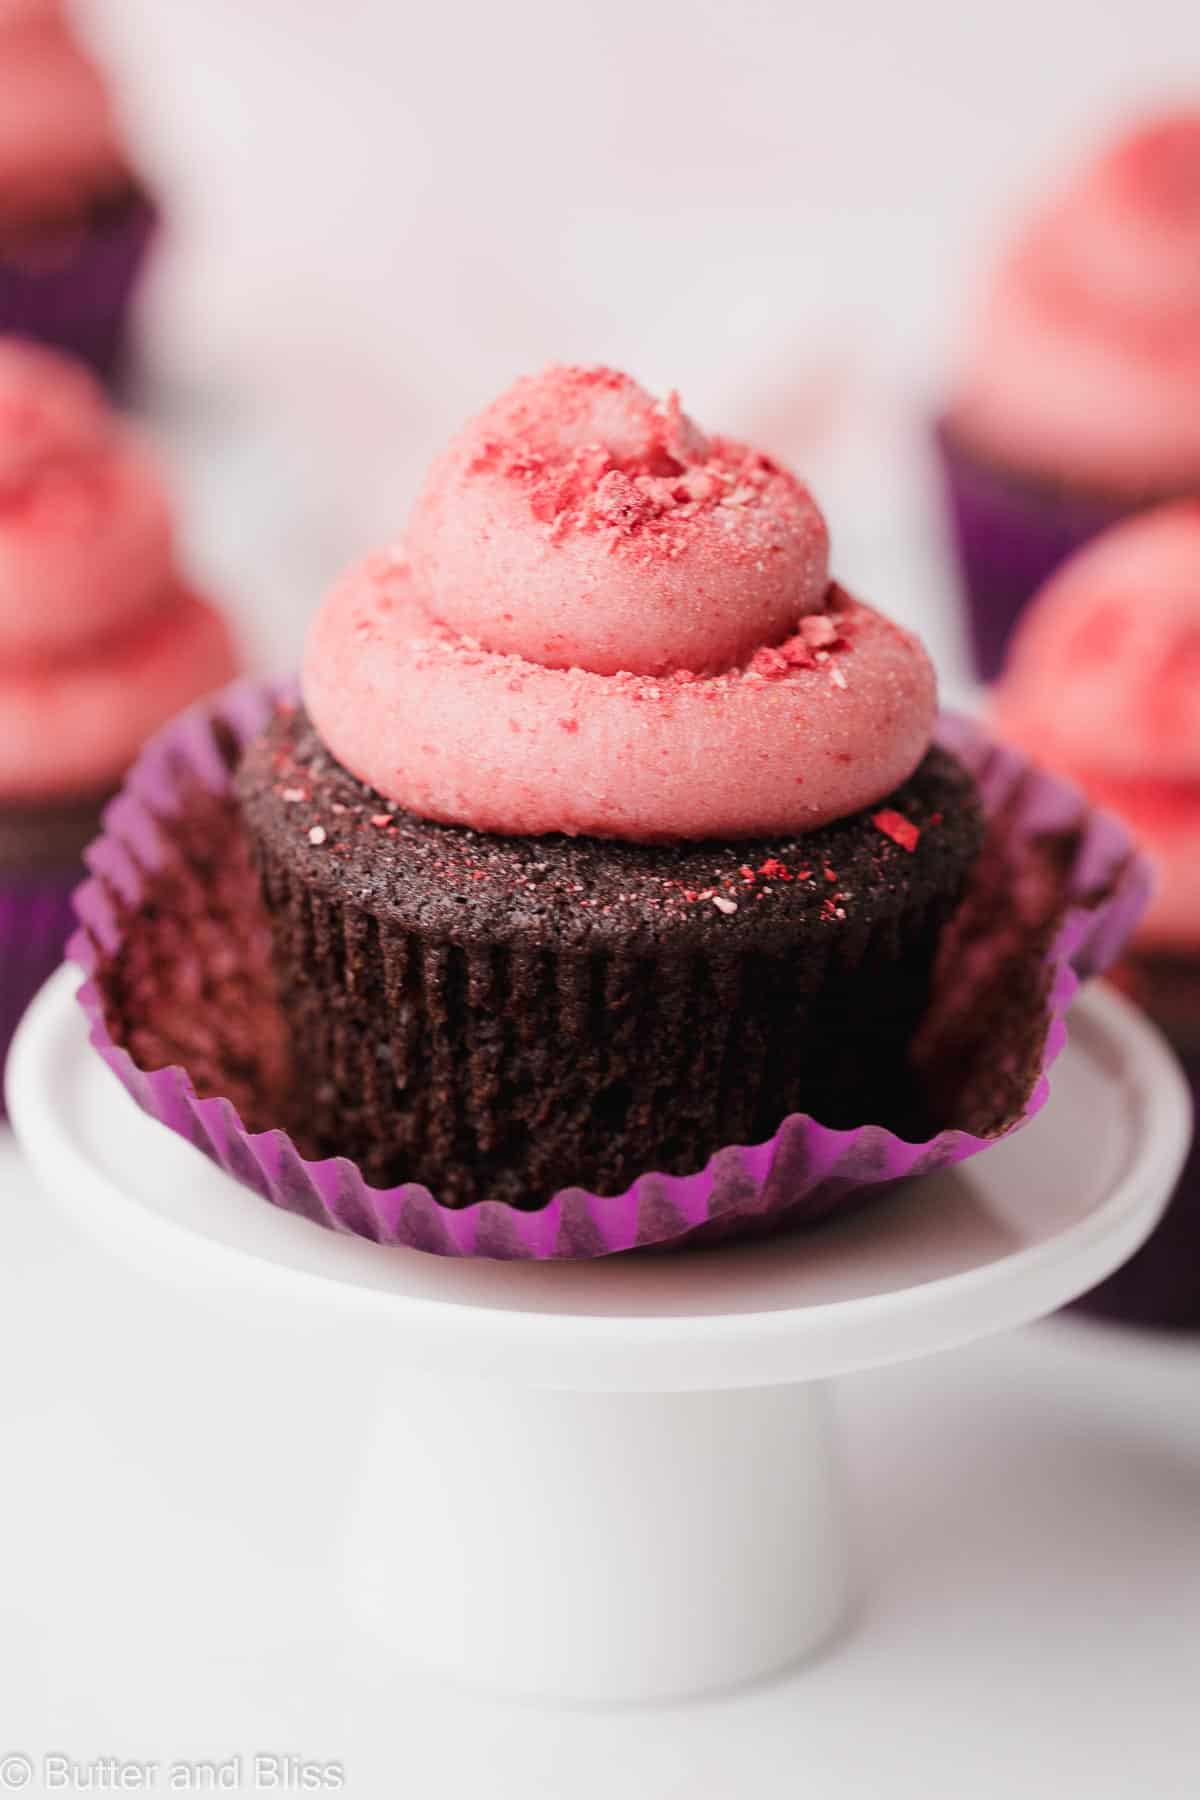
7, 969, 1190, 1702
347, 1376, 847, 1699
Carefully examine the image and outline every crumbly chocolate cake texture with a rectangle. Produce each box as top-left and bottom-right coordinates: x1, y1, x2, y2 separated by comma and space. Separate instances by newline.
231, 704, 984, 1206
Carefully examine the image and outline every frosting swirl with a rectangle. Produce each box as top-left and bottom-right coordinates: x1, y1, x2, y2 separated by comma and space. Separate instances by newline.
0, 0, 128, 222
407, 366, 830, 677
0, 339, 239, 800
304, 366, 935, 842
0, 339, 173, 656
996, 501, 1200, 948
952, 109, 1200, 494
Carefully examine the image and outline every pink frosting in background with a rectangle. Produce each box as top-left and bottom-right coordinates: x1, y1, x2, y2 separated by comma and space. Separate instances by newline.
951, 108, 1200, 495
0, 339, 172, 655
304, 366, 936, 842
995, 501, 1200, 948
0, 335, 106, 483
0, 338, 238, 800
0, 0, 129, 222
0, 589, 237, 800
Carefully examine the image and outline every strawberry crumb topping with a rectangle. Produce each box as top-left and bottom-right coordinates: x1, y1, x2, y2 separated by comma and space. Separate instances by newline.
872, 809, 921, 852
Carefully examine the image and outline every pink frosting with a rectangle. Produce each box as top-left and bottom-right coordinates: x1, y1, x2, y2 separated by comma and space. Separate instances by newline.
0, 340, 173, 656
0, 336, 106, 484
995, 501, 1200, 948
0, 0, 128, 219
0, 588, 237, 800
303, 365, 936, 843
0, 339, 240, 802
306, 567, 932, 841
952, 109, 1200, 494
407, 365, 830, 677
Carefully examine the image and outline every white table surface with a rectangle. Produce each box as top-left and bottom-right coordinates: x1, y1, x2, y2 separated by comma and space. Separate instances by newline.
2, 1121, 1198, 1799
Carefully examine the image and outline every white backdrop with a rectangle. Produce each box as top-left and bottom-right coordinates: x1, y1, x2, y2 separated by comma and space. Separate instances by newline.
75, 0, 1199, 663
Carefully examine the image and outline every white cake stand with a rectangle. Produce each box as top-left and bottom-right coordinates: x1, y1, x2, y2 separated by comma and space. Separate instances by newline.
7, 965, 1191, 1704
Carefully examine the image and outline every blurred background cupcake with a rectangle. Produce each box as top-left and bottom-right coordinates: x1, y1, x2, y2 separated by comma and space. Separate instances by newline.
937, 105, 1200, 681
996, 500, 1200, 1328
0, 335, 237, 1099
0, 0, 155, 383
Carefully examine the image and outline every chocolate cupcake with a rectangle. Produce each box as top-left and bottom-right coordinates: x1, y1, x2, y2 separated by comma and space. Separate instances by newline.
937, 107, 1200, 680
0, 337, 238, 1099
235, 366, 984, 1208
0, 0, 155, 381
996, 502, 1200, 1327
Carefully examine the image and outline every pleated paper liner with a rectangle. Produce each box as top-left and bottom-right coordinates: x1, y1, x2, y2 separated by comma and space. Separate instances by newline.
933, 420, 1144, 683
70, 681, 1151, 1260
0, 869, 80, 1117
0, 186, 156, 384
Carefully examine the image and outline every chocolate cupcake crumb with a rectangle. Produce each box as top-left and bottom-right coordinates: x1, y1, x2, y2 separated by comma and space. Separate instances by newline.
226, 705, 985, 1206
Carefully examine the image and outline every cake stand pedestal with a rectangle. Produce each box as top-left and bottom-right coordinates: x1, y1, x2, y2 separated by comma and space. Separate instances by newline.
7, 968, 1190, 1704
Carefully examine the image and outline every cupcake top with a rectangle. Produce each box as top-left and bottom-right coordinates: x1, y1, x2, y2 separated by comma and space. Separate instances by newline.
0, 0, 129, 227
950, 107, 1200, 496
0, 338, 237, 801
995, 501, 1200, 948
0, 337, 172, 656
303, 365, 936, 842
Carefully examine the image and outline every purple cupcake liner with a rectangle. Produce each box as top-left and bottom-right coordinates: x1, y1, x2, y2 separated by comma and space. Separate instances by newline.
0, 188, 156, 384
933, 421, 1140, 683
1075, 1043, 1199, 1330
68, 681, 1152, 1261
0, 868, 80, 1121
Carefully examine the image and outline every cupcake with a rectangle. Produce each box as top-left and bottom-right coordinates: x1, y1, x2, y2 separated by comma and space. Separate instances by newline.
0, 0, 155, 381
0, 336, 237, 1096
996, 501, 1200, 1327
78, 366, 1147, 1255
230, 365, 974, 1207
937, 106, 1200, 680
